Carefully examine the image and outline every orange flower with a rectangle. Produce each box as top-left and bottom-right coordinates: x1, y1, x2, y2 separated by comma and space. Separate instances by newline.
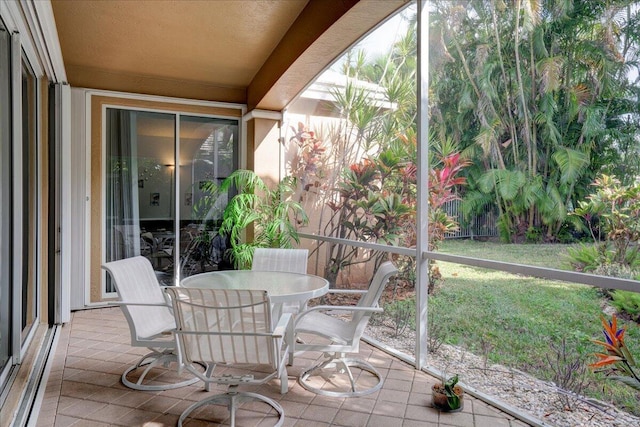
589, 353, 623, 369
590, 314, 640, 391
600, 314, 626, 348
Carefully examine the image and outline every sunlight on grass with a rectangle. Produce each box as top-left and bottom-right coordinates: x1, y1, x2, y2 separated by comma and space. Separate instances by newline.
439, 239, 580, 270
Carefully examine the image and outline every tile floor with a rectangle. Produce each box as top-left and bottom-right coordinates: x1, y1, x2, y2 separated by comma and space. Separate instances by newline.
35, 307, 531, 426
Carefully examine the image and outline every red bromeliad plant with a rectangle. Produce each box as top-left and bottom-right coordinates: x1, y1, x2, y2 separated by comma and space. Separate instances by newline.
428, 153, 470, 250
590, 314, 640, 391
425, 152, 470, 292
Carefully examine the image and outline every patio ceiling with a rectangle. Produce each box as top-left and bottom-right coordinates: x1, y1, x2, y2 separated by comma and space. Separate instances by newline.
50, 0, 407, 111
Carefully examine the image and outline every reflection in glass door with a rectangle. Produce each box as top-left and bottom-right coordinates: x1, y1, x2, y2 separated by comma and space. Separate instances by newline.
21, 56, 37, 342
105, 110, 175, 290
178, 116, 237, 278
104, 109, 238, 291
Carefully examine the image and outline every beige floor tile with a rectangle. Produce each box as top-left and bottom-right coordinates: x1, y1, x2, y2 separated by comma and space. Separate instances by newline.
377, 388, 410, 403
405, 403, 440, 422
298, 403, 339, 423
112, 407, 163, 426
368, 413, 404, 427
371, 399, 406, 416
332, 408, 371, 427
475, 414, 512, 427
381, 377, 413, 392
438, 410, 475, 426
57, 398, 107, 419
35, 307, 533, 427
340, 397, 376, 413
84, 403, 130, 424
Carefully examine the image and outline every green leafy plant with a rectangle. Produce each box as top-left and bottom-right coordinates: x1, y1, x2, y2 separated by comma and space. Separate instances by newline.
322, 154, 414, 286
611, 291, 640, 321
432, 374, 463, 411
219, 169, 308, 269
431, 2, 640, 243
443, 374, 461, 408
571, 175, 640, 270
525, 226, 542, 243
590, 314, 640, 391
566, 244, 601, 272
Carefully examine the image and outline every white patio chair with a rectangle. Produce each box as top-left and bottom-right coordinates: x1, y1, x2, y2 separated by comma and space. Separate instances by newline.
101, 256, 200, 391
251, 248, 308, 273
252, 248, 309, 314
293, 261, 398, 397
165, 287, 292, 427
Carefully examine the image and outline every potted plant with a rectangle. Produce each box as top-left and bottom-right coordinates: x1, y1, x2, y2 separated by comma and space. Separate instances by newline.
432, 374, 464, 412
218, 169, 308, 269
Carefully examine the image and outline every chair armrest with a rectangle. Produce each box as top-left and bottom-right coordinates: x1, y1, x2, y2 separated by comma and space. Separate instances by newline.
160, 286, 175, 305
272, 313, 293, 338
301, 305, 384, 313
295, 305, 383, 324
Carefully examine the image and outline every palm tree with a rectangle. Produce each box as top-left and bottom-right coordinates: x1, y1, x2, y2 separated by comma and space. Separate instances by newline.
430, 0, 640, 242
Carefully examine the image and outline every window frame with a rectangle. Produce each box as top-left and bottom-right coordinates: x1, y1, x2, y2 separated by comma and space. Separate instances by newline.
0, 24, 43, 398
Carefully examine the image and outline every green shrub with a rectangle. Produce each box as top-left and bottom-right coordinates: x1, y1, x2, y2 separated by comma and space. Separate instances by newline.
611, 291, 640, 319
571, 175, 640, 268
526, 226, 542, 243
556, 220, 581, 243
566, 244, 600, 272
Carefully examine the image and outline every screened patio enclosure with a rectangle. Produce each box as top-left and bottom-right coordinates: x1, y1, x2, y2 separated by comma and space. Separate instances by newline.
3, 0, 640, 426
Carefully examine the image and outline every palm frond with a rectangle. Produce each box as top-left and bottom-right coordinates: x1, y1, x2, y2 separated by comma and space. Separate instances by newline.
220, 169, 268, 194
495, 169, 526, 201
538, 56, 563, 93
552, 147, 589, 185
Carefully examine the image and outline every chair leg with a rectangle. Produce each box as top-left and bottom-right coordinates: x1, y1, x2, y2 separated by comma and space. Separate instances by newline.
335, 358, 357, 392
178, 387, 285, 427
204, 363, 216, 392
298, 353, 384, 397
122, 349, 200, 391
279, 366, 288, 394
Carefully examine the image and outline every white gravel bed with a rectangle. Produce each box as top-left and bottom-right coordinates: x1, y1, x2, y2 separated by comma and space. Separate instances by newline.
366, 324, 640, 427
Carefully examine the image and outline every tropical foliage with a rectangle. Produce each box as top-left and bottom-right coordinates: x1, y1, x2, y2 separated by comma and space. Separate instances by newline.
288, 14, 421, 286
430, 1, 640, 242
590, 314, 640, 391
569, 174, 640, 274
218, 169, 308, 269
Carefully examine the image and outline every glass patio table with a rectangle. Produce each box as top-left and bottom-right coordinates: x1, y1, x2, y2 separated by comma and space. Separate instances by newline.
180, 270, 329, 319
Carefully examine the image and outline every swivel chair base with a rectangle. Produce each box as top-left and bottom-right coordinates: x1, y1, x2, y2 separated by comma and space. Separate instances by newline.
298, 353, 383, 397
178, 386, 284, 427
122, 349, 201, 391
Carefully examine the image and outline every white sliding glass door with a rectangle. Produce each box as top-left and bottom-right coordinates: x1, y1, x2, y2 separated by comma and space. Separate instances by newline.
104, 108, 238, 292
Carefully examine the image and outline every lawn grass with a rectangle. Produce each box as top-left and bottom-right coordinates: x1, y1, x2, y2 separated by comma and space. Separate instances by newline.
424, 240, 640, 415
